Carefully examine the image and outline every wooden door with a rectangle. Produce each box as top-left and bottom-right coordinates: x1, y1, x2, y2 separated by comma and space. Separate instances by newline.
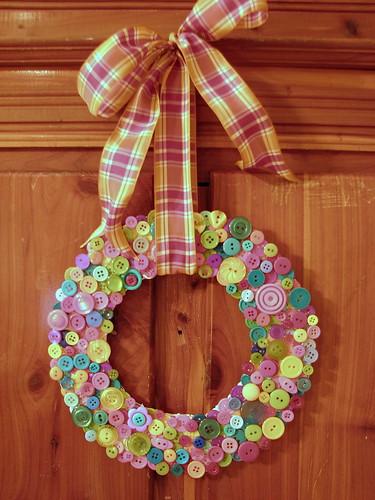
1, 2, 374, 499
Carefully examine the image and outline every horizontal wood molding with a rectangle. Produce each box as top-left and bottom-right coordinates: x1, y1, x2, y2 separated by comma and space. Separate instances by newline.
0, 67, 374, 151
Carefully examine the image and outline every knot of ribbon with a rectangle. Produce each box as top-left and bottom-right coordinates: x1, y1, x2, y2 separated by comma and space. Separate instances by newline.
78, 0, 296, 276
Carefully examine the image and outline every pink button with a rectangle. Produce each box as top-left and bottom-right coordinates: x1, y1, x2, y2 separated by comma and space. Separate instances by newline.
151, 437, 172, 450
274, 256, 292, 275
281, 409, 294, 422
250, 230, 264, 245
73, 292, 95, 315
137, 255, 149, 271
196, 253, 205, 266
110, 292, 123, 306
259, 360, 277, 377
217, 411, 231, 425
221, 438, 238, 454
191, 448, 204, 460
142, 264, 157, 279
179, 435, 191, 447
308, 325, 321, 339
250, 371, 264, 385
117, 424, 132, 439
47, 309, 68, 331
125, 216, 137, 228
185, 419, 198, 432
292, 345, 305, 357
65, 346, 75, 356
92, 372, 110, 390
256, 312, 270, 326
218, 398, 230, 410
77, 382, 95, 397
258, 436, 271, 450
84, 327, 99, 341
61, 296, 75, 313
269, 324, 285, 339
243, 307, 257, 320
109, 410, 125, 427
131, 456, 147, 469
290, 310, 306, 328
93, 291, 108, 310
243, 253, 260, 269
265, 270, 278, 283
255, 284, 287, 315
208, 446, 224, 463
238, 442, 259, 462
206, 462, 220, 475
69, 313, 86, 331
118, 451, 133, 463
76, 338, 88, 352
279, 377, 298, 394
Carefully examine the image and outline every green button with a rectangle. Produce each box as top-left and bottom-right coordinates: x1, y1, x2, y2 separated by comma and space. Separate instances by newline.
127, 432, 151, 456
223, 424, 236, 437
248, 270, 265, 288
72, 406, 92, 428
242, 240, 254, 252
289, 287, 311, 309
297, 377, 312, 393
201, 230, 219, 249
112, 256, 129, 275
171, 463, 184, 476
199, 418, 221, 439
229, 217, 252, 239
223, 237, 241, 256
93, 409, 108, 425
269, 389, 290, 410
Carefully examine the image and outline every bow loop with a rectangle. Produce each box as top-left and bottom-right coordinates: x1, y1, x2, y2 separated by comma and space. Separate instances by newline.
179, 0, 268, 41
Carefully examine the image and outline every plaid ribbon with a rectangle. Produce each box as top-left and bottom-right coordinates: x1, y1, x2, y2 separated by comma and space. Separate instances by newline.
78, 0, 296, 276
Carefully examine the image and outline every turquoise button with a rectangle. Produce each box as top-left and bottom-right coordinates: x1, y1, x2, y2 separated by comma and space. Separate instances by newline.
89, 362, 100, 373
250, 326, 267, 342
223, 237, 241, 256
147, 447, 163, 464
123, 269, 142, 291
248, 270, 265, 288
61, 279, 77, 296
242, 240, 254, 252
73, 353, 90, 369
176, 448, 190, 464
223, 424, 236, 436
57, 355, 74, 372
132, 412, 146, 427
226, 284, 237, 294
297, 377, 312, 393
289, 287, 311, 309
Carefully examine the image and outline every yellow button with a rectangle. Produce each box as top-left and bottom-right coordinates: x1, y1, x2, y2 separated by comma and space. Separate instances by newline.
123, 226, 137, 242
303, 364, 314, 376
217, 257, 246, 285
64, 266, 75, 280
49, 365, 63, 380
65, 331, 79, 345
280, 355, 303, 378
80, 276, 98, 294
164, 449, 176, 463
293, 328, 307, 343
245, 424, 262, 442
112, 256, 129, 275
216, 228, 228, 242
88, 237, 105, 252
242, 383, 260, 401
147, 209, 156, 225
48, 343, 62, 359
97, 426, 118, 447
187, 460, 206, 478
127, 432, 151, 456
101, 319, 114, 334
69, 267, 84, 282
106, 445, 118, 459
264, 243, 278, 257
100, 387, 124, 411
72, 370, 88, 384
259, 391, 270, 404
136, 220, 150, 236
210, 210, 227, 229
261, 379, 276, 393
148, 419, 165, 436
155, 461, 170, 476
198, 264, 213, 279
281, 277, 293, 290
250, 352, 263, 365
194, 213, 206, 234
201, 230, 219, 249
163, 426, 177, 440
269, 389, 290, 410
87, 339, 111, 363
262, 417, 285, 440
219, 453, 232, 467
307, 314, 319, 326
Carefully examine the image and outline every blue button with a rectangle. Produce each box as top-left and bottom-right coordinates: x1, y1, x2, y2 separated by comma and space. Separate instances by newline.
250, 326, 267, 342
289, 287, 311, 309
193, 436, 205, 448
57, 355, 74, 372
86, 311, 103, 327
86, 396, 100, 410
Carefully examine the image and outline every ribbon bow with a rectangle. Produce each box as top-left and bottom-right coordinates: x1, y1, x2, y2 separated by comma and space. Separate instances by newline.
78, 0, 295, 276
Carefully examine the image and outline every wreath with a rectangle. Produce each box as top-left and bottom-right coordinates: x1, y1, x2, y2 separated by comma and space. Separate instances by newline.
47, 0, 321, 479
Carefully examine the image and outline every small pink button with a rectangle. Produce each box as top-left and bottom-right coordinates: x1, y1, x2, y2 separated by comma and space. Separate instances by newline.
290, 310, 306, 328
308, 325, 321, 339
217, 411, 231, 425
250, 370, 264, 385
281, 409, 294, 422
93, 291, 108, 310
243, 307, 257, 320
259, 360, 277, 377
125, 216, 137, 228
208, 446, 224, 463
69, 313, 86, 331
292, 345, 305, 357
77, 382, 95, 397
118, 451, 133, 463
243, 253, 260, 269
84, 327, 99, 341
256, 312, 270, 326
221, 437, 238, 454
279, 376, 298, 394
61, 296, 75, 313
92, 372, 110, 390
104, 241, 121, 258
131, 456, 147, 469
109, 410, 125, 427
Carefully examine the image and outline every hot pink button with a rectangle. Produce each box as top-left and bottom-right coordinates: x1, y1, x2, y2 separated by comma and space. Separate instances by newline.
125, 216, 137, 228
206, 462, 220, 475
92, 372, 110, 390
290, 310, 306, 328
238, 442, 259, 462
243, 253, 260, 269
269, 324, 285, 339
259, 360, 277, 377
274, 256, 291, 274
255, 284, 287, 315
243, 307, 257, 320
208, 446, 224, 463
47, 309, 68, 330
206, 254, 222, 269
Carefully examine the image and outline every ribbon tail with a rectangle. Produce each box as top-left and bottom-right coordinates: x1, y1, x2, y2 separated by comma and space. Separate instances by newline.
154, 54, 196, 276
177, 33, 296, 181
80, 218, 106, 248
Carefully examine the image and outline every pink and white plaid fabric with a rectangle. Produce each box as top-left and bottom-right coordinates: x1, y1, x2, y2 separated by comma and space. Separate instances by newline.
78, 0, 296, 276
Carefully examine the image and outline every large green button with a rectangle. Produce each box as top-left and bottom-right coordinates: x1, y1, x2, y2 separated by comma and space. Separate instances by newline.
229, 217, 252, 240
199, 418, 221, 439
72, 406, 92, 428
127, 432, 151, 456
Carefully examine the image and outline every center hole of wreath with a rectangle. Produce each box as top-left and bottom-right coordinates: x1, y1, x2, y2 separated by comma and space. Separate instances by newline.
110, 275, 248, 415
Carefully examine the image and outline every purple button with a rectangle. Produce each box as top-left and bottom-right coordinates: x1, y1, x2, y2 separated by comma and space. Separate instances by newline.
279, 376, 297, 394
269, 324, 285, 339
75, 253, 90, 270
206, 254, 223, 269
260, 260, 273, 273
292, 345, 305, 357
125, 216, 137, 228
48, 330, 62, 343
231, 385, 244, 400
104, 241, 120, 258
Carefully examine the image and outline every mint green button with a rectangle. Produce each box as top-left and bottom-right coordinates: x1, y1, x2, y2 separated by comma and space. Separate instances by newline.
223, 237, 241, 256
72, 406, 92, 428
